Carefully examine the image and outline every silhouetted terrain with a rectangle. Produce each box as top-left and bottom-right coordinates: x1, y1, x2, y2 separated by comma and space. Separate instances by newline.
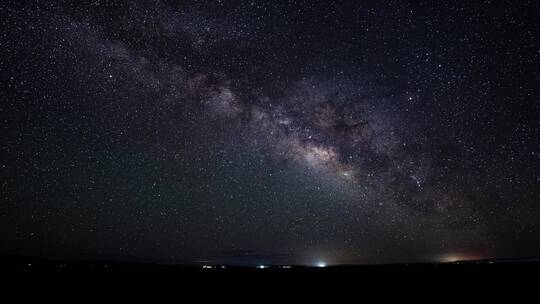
3, 255, 539, 274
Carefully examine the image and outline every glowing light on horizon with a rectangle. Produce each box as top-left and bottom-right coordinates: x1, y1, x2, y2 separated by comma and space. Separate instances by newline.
438, 253, 485, 263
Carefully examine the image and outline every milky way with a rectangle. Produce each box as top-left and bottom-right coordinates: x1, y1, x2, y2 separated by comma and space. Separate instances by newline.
1, 1, 539, 265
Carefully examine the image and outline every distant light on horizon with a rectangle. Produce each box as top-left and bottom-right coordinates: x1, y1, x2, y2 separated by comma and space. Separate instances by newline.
316, 262, 326, 267
438, 253, 485, 263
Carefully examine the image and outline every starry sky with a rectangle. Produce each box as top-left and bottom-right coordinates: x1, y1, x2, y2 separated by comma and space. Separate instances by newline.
1, 0, 539, 265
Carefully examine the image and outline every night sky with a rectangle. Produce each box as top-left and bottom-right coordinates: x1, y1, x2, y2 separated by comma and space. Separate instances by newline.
1, 0, 539, 266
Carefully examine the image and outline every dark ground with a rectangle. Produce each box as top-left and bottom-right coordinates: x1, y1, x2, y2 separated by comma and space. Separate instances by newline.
3, 256, 537, 295
4, 255, 539, 273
